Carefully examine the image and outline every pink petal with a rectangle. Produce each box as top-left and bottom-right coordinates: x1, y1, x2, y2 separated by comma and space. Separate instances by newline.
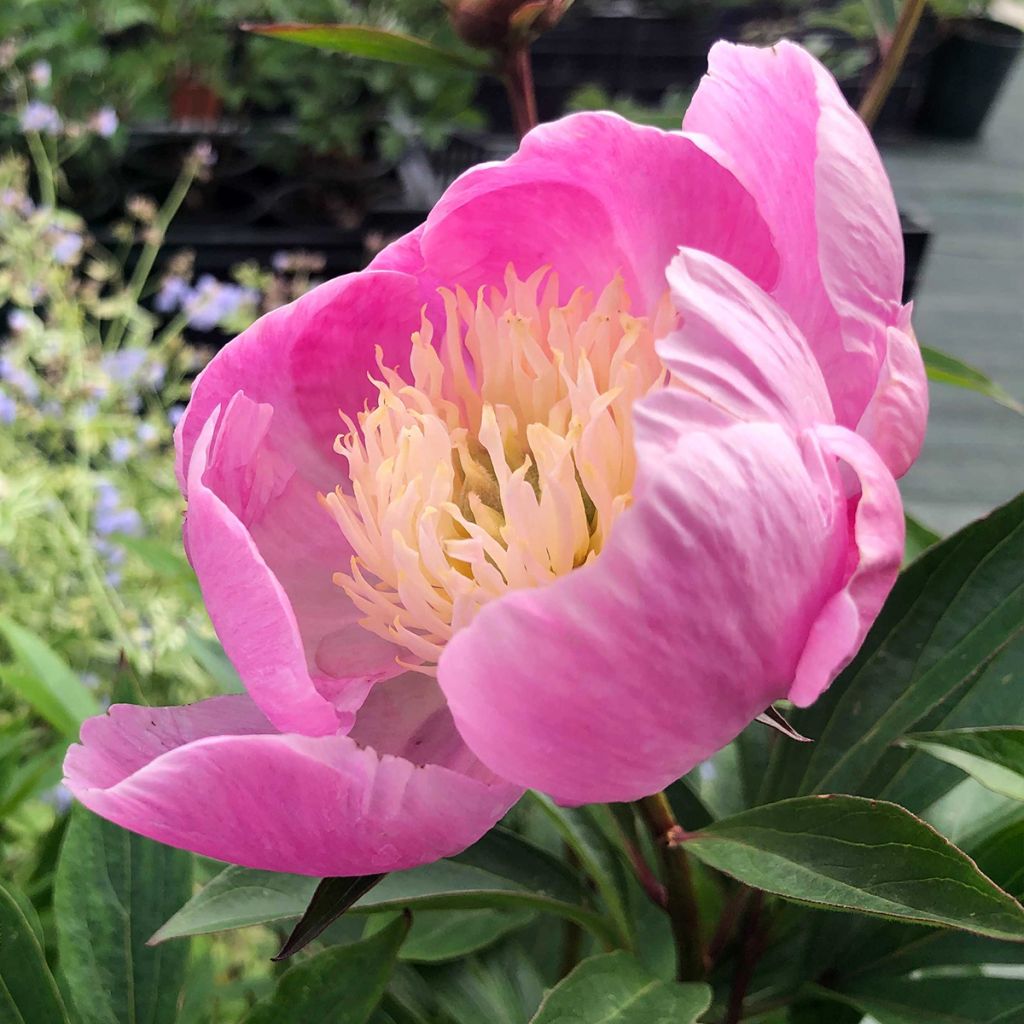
685, 41, 904, 432
438, 422, 848, 804
790, 424, 904, 706
175, 269, 424, 494
64, 694, 521, 876
185, 399, 400, 738
656, 248, 834, 433
855, 316, 929, 479
420, 112, 779, 314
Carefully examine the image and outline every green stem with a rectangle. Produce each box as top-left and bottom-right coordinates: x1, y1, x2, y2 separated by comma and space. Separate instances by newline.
105, 159, 196, 350
25, 131, 56, 209
637, 792, 705, 982
858, 0, 928, 129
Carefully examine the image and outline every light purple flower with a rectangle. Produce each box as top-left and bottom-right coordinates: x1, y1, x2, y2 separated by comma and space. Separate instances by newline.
90, 107, 118, 139
95, 505, 143, 537
100, 349, 147, 383
51, 229, 83, 265
110, 438, 134, 463
185, 276, 256, 331
80, 401, 98, 422
20, 101, 62, 136
168, 404, 186, 427
154, 275, 192, 313
0, 389, 15, 425
94, 536, 126, 567
0, 357, 39, 402
42, 783, 73, 813
136, 422, 159, 444
29, 61, 52, 88
7, 309, 31, 333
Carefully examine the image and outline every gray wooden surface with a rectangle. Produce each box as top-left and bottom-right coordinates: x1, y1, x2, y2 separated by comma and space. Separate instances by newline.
881, 61, 1024, 534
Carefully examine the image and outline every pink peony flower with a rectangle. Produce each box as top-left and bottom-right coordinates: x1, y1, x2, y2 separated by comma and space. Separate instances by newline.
64, 42, 927, 875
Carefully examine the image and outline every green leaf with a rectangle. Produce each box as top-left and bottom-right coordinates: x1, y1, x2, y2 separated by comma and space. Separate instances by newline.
922, 345, 1024, 414
683, 795, 1024, 940
275, 874, 385, 959
904, 512, 941, 563
364, 907, 535, 962
528, 952, 711, 1023
766, 492, 1024, 811
0, 616, 102, 737
900, 728, 1024, 801
55, 806, 194, 1024
242, 914, 409, 1024
824, 976, 1024, 1024
528, 793, 634, 946
0, 880, 71, 1024
152, 827, 616, 947
972, 819, 1024, 901
185, 629, 244, 694
243, 23, 486, 74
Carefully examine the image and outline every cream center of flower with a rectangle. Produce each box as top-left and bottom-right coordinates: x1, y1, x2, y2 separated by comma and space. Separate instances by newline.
323, 266, 674, 670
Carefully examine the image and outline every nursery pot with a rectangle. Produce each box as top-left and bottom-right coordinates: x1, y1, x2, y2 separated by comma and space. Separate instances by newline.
915, 17, 1023, 139
170, 73, 224, 127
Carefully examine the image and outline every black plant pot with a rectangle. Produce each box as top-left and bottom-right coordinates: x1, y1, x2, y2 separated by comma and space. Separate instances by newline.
915, 17, 1023, 139
900, 207, 932, 302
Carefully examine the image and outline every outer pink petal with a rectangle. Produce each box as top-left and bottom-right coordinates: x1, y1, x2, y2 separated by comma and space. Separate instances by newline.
63, 694, 521, 876
855, 315, 929, 479
684, 41, 903, 433
185, 400, 399, 737
790, 425, 904, 706
175, 269, 424, 493
419, 112, 779, 314
437, 422, 848, 804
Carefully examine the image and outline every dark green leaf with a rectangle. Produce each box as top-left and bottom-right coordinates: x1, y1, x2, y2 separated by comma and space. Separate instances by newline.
0, 616, 102, 737
364, 907, 534, 963
973, 820, 1024, 901
684, 796, 1024, 940
152, 827, 616, 947
528, 952, 711, 1023
766, 492, 1024, 810
243, 23, 485, 73
900, 728, 1024, 801
826, 976, 1024, 1024
0, 879, 70, 1024
55, 806, 193, 1024
242, 914, 409, 1024
922, 345, 1024, 414
274, 874, 384, 960
528, 794, 634, 946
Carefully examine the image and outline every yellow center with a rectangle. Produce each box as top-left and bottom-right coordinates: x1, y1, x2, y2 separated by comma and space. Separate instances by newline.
322, 266, 674, 671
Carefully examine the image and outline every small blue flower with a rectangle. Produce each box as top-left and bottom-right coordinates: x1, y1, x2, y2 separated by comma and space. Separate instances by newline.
7, 309, 31, 333
90, 107, 118, 138
109, 437, 134, 463
94, 536, 126, 566
168, 404, 185, 427
19, 101, 62, 135
50, 230, 83, 266
0, 356, 39, 401
42, 783, 73, 813
28, 60, 52, 89
154, 275, 191, 313
100, 348, 147, 384
136, 422, 159, 444
0, 389, 16, 425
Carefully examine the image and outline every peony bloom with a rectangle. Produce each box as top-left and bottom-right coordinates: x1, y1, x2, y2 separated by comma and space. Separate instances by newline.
64, 42, 927, 875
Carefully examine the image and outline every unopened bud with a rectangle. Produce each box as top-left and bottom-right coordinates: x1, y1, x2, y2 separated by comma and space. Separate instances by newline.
446, 0, 573, 50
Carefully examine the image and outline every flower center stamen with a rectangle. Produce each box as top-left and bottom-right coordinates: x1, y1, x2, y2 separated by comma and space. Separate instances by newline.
322, 266, 673, 671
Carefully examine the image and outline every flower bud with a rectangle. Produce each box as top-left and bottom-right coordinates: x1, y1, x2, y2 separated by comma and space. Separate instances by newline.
446, 0, 573, 49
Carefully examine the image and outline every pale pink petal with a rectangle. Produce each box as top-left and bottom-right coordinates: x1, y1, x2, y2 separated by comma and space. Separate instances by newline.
438, 422, 848, 804
63, 695, 521, 876
685, 41, 903, 431
790, 424, 904, 706
658, 248, 833, 431
175, 269, 424, 493
855, 317, 929, 479
420, 112, 779, 314
185, 401, 400, 738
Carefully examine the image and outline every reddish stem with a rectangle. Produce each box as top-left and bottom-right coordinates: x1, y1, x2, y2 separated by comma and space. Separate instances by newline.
501, 44, 538, 138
